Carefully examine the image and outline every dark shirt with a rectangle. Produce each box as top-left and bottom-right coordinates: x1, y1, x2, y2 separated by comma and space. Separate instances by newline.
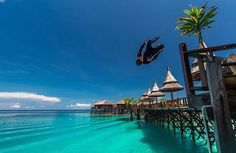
144, 38, 158, 63
137, 37, 160, 64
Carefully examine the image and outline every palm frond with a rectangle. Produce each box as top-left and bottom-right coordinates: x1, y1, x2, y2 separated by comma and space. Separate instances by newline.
176, 3, 217, 39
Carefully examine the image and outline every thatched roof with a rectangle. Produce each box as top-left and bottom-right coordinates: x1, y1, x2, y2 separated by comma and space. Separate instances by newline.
147, 88, 152, 96
151, 80, 159, 92
149, 80, 165, 97
160, 67, 184, 92
116, 100, 126, 105
149, 91, 165, 97
142, 87, 151, 97
163, 67, 177, 84
141, 87, 155, 102
94, 100, 114, 106
227, 54, 236, 74
160, 83, 183, 92
142, 91, 147, 97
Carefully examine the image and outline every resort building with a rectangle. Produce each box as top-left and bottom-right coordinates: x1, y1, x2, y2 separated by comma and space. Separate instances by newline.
115, 100, 127, 114
91, 100, 114, 114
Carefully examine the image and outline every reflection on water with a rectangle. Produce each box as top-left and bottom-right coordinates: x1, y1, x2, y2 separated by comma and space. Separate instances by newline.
140, 121, 210, 153
0, 111, 210, 153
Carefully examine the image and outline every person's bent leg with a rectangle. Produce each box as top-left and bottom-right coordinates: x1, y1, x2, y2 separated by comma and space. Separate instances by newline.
154, 44, 164, 51
147, 53, 159, 62
147, 47, 164, 62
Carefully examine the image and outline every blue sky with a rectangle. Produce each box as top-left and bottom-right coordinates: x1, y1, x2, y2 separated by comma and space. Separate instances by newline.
0, 0, 235, 109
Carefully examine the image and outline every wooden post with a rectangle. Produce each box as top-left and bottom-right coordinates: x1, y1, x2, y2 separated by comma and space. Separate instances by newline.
189, 112, 196, 143
206, 60, 236, 153
173, 111, 176, 134
179, 112, 184, 136
130, 109, 133, 121
179, 43, 195, 96
170, 92, 174, 101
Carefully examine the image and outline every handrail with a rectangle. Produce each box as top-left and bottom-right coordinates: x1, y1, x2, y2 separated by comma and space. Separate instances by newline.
222, 62, 236, 66
186, 43, 236, 56
202, 105, 213, 153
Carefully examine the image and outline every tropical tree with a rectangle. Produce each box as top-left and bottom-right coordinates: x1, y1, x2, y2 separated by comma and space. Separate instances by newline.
123, 97, 134, 120
133, 98, 141, 106
176, 3, 217, 48
123, 97, 140, 120
123, 97, 134, 106
123, 97, 134, 112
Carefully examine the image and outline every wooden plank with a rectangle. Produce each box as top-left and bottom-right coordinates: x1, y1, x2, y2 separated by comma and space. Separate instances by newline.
179, 43, 195, 96
206, 60, 236, 153
188, 94, 211, 108
187, 43, 236, 56
222, 62, 236, 66
190, 86, 208, 91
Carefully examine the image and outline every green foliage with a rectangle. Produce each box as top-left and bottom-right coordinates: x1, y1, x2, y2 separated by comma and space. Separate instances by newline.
133, 98, 141, 106
123, 97, 140, 106
123, 97, 134, 105
176, 3, 217, 46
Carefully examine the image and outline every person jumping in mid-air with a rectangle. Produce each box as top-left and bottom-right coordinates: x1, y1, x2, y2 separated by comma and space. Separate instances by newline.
136, 36, 164, 65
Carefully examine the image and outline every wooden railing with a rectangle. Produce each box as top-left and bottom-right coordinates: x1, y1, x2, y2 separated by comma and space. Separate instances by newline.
179, 42, 236, 108
179, 42, 236, 153
143, 97, 188, 109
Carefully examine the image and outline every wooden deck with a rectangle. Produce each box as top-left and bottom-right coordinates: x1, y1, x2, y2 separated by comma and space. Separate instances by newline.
145, 42, 236, 153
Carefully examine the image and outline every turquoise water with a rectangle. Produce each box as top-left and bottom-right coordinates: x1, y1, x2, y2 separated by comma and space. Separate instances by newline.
0, 111, 209, 153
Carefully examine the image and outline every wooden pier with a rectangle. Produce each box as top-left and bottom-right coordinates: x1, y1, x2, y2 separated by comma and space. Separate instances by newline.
144, 43, 236, 153
144, 108, 215, 145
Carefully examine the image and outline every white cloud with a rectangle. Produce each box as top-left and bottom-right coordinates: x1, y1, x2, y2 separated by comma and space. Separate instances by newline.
9, 103, 21, 109
67, 103, 91, 109
0, 92, 61, 102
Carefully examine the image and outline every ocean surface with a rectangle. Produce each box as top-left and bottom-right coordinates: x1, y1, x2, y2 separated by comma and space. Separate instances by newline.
0, 110, 211, 153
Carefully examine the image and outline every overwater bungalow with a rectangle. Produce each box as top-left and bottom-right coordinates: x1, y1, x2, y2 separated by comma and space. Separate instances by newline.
91, 100, 114, 114
115, 100, 127, 114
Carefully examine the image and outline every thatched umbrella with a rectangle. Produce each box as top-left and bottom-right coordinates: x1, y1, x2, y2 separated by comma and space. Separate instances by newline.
148, 80, 165, 103
159, 67, 184, 100
141, 88, 155, 105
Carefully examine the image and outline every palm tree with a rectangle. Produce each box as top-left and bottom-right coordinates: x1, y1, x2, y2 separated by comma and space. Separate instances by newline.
133, 98, 141, 120
123, 97, 135, 120
176, 3, 217, 48
133, 98, 141, 106
123, 97, 134, 107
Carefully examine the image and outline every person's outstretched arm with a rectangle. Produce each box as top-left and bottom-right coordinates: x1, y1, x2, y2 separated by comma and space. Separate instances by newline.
138, 42, 145, 56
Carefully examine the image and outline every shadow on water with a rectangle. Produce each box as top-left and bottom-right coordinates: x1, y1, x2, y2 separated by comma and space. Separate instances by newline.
136, 120, 209, 153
